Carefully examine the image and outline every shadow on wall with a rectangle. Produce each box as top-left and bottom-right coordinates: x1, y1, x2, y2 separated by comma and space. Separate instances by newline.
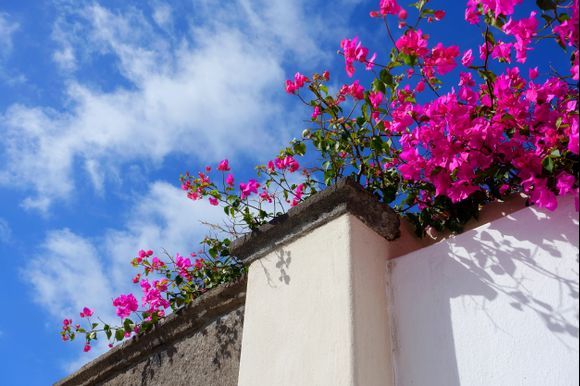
389, 197, 579, 386
258, 249, 292, 288
450, 206, 579, 340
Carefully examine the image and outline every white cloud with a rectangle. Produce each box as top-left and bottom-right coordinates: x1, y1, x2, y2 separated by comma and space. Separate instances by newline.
0, 217, 11, 243
151, 2, 174, 30
0, 12, 19, 57
1, 0, 361, 213
26, 228, 114, 319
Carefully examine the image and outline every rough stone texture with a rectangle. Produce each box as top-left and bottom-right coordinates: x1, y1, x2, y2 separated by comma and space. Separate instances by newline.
55, 278, 246, 386
230, 177, 400, 263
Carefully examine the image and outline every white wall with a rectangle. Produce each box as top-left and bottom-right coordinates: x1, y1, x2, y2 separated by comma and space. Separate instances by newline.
238, 214, 394, 386
389, 194, 579, 386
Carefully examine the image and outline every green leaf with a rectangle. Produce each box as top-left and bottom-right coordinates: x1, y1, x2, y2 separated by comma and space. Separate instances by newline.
379, 69, 394, 87
124, 318, 134, 332
293, 141, 307, 156
542, 156, 555, 172
115, 329, 125, 341
372, 78, 386, 93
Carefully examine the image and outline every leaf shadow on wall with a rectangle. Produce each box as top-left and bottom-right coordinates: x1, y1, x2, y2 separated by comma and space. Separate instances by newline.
389, 198, 578, 386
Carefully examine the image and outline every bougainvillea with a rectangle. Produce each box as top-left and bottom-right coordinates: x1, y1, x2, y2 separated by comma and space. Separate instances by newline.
62, 0, 578, 351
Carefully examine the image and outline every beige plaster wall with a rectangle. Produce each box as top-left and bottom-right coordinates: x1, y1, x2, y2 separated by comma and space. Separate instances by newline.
238, 213, 394, 386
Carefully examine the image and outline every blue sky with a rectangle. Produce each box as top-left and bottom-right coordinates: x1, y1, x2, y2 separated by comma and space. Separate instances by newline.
0, 1, 569, 384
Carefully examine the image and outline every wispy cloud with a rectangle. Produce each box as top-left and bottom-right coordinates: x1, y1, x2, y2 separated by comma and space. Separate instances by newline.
0, 217, 11, 244
1, 0, 360, 213
0, 12, 19, 58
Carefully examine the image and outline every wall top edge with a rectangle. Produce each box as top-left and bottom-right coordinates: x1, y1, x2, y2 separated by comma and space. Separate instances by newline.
230, 178, 401, 263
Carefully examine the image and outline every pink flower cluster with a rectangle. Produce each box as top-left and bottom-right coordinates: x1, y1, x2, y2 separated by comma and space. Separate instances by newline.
140, 279, 170, 314
395, 66, 578, 210
79, 307, 93, 318
503, 11, 538, 63
339, 81, 365, 101
285, 73, 310, 94
340, 37, 376, 77
370, 0, 404, 18
466, 0, 523, 22
269, 155, 300, 173
240, 180, 260, 199
396, 29, 429, 57
113, 294, 138, 319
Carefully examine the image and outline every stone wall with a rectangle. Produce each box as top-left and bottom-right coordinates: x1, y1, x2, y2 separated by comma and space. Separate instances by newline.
56, 278, 246, 386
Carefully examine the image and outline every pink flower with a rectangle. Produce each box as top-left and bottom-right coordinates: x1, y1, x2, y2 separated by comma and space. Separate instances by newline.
209, 197, 219, 206
226, 174, 235, 186
572, 51, 579, 81
369, 91, 384, 110
491, 41, 513, 63
481, 0, 523, 18
79, 307, 93, 318
340, 80, 365, 100
240, 179, 260, 199
370, 0, 402, 17
141, 279, 170, 312
341, 37, 376, 77
151, 257, 165, 271
556, 172, 577, 196
194, 258, 204, 270
465, 0, 481, 24
461, 49, 474, 67
275, 156, 300, 172
415, 81, 425, 93
83, 344, 91, 352
260, 189, 273, 203
530, 184, 558, 211
553, 19, 579, 48
217, 159, 230, 171
285, 73, 309, 94
112, 294, 138, 319
312, 106, 322, 120
291, 184, 306, 207
395, 29, 429, 58
426, 43, 460, 75
434, 10, 445, 20
398, 9, 408, 20
294, 73, 308, 88
285, 80, 298, 94
380, 0, 401, 15
503, 11, 538, 63
175, 253, 192, 276
529, 67, 539, 80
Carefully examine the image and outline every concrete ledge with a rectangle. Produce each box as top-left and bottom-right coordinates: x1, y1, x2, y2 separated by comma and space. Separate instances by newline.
55, 277, 247, 386
230, 177, 400, 263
